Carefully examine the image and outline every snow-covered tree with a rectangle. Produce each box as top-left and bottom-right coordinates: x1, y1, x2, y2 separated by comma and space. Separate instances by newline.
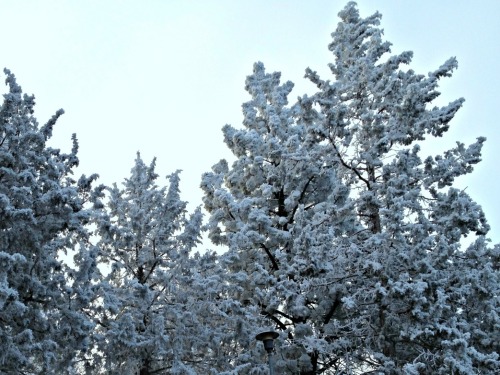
202, 3, 499, 374
0, 69, 99, 373
202, 59, 356, 374
89, 154, 246, 374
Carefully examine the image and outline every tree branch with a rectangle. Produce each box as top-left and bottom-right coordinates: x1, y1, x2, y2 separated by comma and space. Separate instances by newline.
331, 139, 370, 187
261, 243, 279, 271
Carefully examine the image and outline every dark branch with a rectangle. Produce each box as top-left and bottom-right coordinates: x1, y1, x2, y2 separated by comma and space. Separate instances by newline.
261, 243, 279, 271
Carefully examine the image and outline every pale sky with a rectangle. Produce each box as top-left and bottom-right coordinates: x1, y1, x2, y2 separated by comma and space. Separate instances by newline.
1, 1, 499, 244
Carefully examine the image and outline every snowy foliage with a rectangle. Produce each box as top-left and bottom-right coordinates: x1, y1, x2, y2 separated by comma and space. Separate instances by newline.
202, 3, 499, 374
87, 154, 251, 374
1, 2, 499, 374
0, 69, 99, 373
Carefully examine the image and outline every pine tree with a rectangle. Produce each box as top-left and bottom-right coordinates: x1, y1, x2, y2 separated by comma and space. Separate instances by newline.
0, 69, 99, 373
202, 3, 499, 374
89, 154, 239, 374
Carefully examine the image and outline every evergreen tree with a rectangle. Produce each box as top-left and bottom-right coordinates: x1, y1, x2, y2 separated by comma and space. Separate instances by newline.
89, 154, 241, 374
202, 3, 499, 374
0, 69, 99, 373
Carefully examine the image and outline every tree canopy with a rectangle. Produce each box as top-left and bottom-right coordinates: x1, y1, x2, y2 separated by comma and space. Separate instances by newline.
202, 2, 499, 374
0, 69, 99, 373
1, 2, 499, 375
87, 154, 231, 374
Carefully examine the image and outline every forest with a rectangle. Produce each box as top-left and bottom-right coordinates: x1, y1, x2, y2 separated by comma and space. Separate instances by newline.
0, 3, 498, 374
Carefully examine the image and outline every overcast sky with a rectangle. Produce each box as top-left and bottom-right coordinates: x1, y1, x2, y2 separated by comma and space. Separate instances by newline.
1, 1, 499, 245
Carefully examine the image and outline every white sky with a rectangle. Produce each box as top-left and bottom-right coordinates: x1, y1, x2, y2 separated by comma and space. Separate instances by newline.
1, 1, 499, 245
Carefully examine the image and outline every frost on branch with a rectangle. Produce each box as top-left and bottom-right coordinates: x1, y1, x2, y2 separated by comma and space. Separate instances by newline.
202, 2, 499, 374
89, 153, 251, 374
0, 69, 99, 373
